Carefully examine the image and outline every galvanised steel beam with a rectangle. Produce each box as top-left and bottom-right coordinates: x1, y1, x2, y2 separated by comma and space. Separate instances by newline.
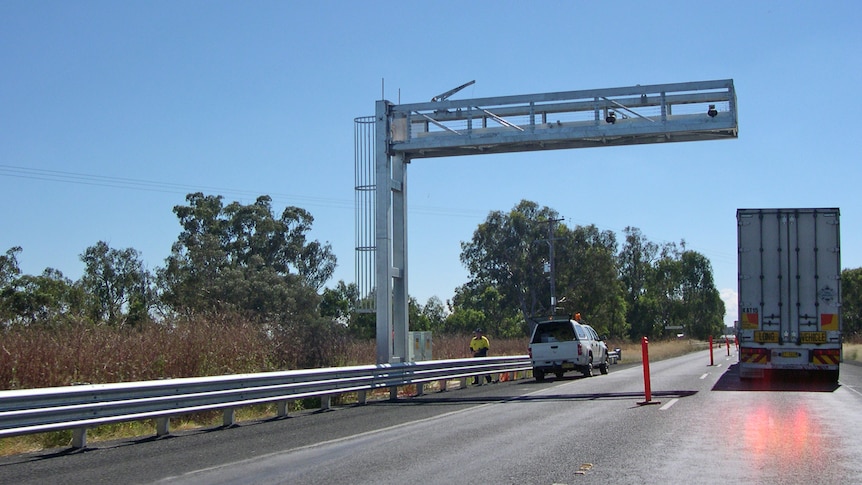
389, 79, 736, 159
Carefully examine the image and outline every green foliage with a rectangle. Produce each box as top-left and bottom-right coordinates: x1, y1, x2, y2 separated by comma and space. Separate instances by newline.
79, 241, 154, 326
157, 193, 336, 320
618, 227, 659, 337
0, 247, 22, 287
319, 280, 376, 339
676, 251, 725, 339
458, 200, 629, 338
418, 296, 446, 330
460, 200, 554, 320
843, 268, 862, 336
319, 280, 357, 324
445, 283, 524, 337
553, 224, 628, 338
618, 229, 724, 339
444, 307, 487, 334
0, 265, 87, 327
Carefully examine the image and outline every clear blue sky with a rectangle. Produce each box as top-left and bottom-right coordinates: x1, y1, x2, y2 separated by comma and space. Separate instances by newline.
2, 1, 860, 328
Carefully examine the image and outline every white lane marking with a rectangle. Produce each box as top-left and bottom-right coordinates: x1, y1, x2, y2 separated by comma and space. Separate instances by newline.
659, 398, 679, 411
842, 381, 862, 397
699, 373, 709, 380
160, 401, 497, 481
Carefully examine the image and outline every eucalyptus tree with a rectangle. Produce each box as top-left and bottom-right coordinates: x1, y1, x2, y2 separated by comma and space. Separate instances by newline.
841, 268, 862, 336
460, 200, 560, 324
459, 200, 627, 337
618, 227, 661, 338
80, 241, 153, 325
158, 193, 337, 320
551, 224, 628, 337
676, 250, 725, 339
446, 282, 523, 337
1, 247, 89, 326
0, 246, 22, 288
0, 268, 86, 326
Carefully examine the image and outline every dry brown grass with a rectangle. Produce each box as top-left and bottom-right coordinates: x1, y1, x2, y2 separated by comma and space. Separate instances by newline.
0, 318, 274, 390
609, 338, 715, 364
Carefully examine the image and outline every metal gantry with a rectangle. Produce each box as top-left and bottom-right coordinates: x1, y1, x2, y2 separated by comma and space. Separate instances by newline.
356, 79, 737, 363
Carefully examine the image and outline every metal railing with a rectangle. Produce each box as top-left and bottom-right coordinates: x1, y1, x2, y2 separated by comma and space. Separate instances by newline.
0, 356, 532, 448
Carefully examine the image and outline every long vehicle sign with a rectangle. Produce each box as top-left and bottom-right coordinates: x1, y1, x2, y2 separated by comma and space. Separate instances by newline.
753, 331, 779, 343
801, 332, 827, 344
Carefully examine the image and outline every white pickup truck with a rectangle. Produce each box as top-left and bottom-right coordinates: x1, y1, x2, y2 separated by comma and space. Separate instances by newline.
528, 317, 610, 381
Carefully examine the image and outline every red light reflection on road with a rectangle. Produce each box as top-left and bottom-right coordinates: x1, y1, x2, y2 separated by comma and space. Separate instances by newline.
742, 402, 823, 472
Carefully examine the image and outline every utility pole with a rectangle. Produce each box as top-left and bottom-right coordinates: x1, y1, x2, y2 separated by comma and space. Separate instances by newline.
538, 217, 564, 313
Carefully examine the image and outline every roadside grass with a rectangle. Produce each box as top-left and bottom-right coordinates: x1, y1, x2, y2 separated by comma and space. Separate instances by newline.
610, 338, 711, 364
843, 342, 862, 362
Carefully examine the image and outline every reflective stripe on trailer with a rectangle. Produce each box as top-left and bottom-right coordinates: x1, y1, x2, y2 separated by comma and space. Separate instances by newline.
812, 349, 841, 365
740, 348, 769, 364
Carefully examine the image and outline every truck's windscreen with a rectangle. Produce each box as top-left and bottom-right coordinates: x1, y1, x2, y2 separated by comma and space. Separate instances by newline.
531, 321, 576, 344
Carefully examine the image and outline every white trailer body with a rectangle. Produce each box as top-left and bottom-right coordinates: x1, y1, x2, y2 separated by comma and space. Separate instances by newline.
737, 208, 842, 380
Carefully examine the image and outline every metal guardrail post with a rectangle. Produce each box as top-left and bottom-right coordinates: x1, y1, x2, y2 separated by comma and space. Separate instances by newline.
156, 417, 170, 436
223, 408, 236, 427
72, 428, 87, 449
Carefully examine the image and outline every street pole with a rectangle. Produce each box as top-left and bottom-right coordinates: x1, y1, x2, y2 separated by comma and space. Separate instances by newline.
539, 217, 563, 312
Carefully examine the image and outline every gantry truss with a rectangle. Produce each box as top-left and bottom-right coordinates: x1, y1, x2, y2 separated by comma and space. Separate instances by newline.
390, 79, 736, 158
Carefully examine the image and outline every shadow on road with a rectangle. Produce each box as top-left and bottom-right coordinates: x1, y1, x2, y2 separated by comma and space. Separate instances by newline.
712, 363, 840, 392
383, 389, 697, 406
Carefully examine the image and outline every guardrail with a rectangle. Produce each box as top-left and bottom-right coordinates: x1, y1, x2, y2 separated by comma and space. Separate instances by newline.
0, 356, 532, 449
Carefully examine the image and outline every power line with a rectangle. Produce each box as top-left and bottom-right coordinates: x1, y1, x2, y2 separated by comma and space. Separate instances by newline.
0, 164, 488, 218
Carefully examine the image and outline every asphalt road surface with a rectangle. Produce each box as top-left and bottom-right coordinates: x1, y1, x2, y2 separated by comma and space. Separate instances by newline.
3, 349, 862, 484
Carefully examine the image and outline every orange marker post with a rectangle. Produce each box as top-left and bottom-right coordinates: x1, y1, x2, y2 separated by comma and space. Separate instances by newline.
708, 335, 714, 366
637, 336, 660, 406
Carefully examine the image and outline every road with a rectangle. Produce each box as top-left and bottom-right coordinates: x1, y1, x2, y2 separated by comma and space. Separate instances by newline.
3, 349, 862, 484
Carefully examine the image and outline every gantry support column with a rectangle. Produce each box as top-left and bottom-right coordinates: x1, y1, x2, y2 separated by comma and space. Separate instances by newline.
375, 100, 410, 364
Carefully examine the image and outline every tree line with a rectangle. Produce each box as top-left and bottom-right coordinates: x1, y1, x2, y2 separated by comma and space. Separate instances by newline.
3, 194, 859, 342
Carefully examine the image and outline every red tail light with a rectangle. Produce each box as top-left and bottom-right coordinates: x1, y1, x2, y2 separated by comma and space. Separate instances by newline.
578, 344, 583, 355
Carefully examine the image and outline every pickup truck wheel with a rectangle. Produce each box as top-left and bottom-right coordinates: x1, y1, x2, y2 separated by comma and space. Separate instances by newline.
554, 370, 565, 379
599, 356, 609, 375
583, 354, 593, 377
534, 369, 545, 382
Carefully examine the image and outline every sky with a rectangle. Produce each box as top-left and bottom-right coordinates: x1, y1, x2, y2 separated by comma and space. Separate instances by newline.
2, 1, 860, 329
